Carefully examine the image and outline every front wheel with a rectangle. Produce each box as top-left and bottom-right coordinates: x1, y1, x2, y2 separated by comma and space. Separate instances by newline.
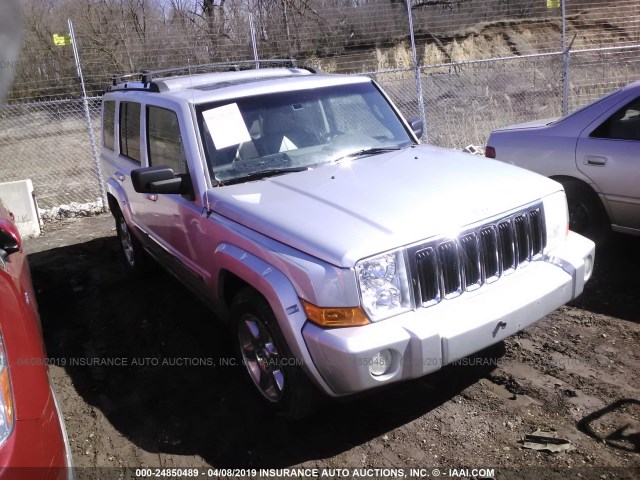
561, 180, 610, 245
231, 288, 320, 419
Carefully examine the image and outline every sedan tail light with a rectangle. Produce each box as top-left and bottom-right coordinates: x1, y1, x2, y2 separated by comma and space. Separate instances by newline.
485, 146, 496, 159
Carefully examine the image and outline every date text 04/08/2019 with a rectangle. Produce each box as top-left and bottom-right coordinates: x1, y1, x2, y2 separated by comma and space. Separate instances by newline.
134, 467, 497, 478
185, 468, 496, 477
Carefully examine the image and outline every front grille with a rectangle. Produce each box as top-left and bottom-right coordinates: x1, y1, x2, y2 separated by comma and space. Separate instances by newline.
414, 204, 546, 307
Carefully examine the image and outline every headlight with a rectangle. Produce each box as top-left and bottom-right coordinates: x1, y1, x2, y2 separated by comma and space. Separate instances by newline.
355, 250, 412, 321
0, 333, 14, 446
543, 190, 569, 252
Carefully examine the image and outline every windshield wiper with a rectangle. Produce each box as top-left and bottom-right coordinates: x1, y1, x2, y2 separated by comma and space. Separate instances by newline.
334, 146, 402, 163
219, 166, 309, 185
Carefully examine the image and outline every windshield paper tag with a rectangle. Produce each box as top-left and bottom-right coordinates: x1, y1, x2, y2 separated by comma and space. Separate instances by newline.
203, 103, 251, 150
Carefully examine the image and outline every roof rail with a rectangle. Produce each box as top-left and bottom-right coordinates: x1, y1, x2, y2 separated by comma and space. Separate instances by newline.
111, 59, 299, 86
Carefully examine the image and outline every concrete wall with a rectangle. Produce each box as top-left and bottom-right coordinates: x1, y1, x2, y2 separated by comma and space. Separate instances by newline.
0, 179, 41, 237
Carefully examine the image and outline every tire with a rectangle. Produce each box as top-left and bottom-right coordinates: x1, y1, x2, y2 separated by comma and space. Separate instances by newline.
231, 288, 320, 419
114, 208, 151, 275
561, 179, 610, 245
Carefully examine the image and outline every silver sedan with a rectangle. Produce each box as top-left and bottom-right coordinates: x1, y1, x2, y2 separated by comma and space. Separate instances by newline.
486, 82, 640, 243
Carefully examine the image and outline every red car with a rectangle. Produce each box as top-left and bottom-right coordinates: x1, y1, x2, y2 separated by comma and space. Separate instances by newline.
0, 200, 72, 479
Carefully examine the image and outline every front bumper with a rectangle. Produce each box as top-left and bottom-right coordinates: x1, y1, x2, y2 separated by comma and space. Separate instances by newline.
51, 384, 74, 479
0, 386, 73, 480
302, 231, 595, 396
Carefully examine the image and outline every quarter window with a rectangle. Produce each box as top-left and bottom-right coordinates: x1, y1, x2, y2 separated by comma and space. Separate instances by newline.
103, 100, 115, 150
119, 102, 141, 162
147, 106, 187, 175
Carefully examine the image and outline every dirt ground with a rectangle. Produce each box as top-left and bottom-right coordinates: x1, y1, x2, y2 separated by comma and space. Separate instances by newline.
24, 214, 639, 480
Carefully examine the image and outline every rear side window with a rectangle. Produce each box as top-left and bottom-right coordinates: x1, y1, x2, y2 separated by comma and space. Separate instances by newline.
591, 98, 640, 141
103, 101, 115, 150
147, 106, 187, 174
119, 102, 141, 162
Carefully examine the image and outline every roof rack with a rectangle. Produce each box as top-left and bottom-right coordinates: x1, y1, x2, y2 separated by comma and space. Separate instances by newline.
111, 59, 302, 86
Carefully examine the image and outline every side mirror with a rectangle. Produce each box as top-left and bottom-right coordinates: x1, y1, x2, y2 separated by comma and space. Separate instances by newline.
0, 219, 21, 265
131, 166, 187, 195
408, 117, 424, 139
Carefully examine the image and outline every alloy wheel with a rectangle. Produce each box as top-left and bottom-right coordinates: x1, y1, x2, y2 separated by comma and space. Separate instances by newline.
238, 314, 285, 402
118, 217, 135, 267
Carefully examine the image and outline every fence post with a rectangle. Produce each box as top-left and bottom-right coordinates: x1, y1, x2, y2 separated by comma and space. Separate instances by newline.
561, 0, 569, 116
249, 12, 260, 69
68, 18, 107, 208
405, 0, 427, 142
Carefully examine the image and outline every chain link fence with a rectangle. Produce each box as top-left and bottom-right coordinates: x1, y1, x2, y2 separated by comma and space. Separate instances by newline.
0, 97, 103, 214
569, 46, 640, 110
420, 53, 565, 148
1, 0, 639, 221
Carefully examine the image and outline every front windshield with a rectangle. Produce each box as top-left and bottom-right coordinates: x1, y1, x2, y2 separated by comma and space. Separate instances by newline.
196, 81, 413, 184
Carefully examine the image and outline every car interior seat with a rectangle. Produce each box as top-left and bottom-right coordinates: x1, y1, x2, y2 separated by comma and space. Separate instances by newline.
258, 109, 316, 155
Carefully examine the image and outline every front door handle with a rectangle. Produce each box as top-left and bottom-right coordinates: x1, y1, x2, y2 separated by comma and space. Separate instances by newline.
145, 194, 158, 202
585, 155, 607, 166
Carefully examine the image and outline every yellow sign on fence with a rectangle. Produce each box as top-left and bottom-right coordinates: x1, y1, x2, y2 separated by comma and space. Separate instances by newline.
547, 0, 561, 8
52, 33, 71, 46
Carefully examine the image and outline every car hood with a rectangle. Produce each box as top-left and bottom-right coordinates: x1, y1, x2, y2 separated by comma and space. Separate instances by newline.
206, 144, 560, 267
493, 117, 559, 131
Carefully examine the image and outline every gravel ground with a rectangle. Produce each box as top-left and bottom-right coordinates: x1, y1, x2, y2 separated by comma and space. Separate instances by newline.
24, 214, 640, 480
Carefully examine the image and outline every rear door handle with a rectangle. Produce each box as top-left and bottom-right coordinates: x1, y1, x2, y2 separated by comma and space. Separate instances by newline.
585, 155, 607, 166
115, 171, 125, 181
145, 194, 158, 202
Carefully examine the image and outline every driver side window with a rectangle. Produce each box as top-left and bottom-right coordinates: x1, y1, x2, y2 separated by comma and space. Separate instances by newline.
147, 106, 188, 174
591, 98, 640, 141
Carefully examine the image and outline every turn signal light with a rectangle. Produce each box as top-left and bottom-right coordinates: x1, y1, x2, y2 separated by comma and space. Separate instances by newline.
301, 300, 370, 328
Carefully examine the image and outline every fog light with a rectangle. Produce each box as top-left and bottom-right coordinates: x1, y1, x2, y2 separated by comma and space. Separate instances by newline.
369, 349, 393, 377
584, 255, 593, 281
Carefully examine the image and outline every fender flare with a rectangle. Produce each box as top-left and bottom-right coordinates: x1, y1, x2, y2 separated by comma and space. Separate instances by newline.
213, 242, 335, 396
106, 179, 129, 216
106, 179, 141, 237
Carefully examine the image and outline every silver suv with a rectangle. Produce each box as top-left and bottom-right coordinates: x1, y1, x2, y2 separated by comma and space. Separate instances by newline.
101, 61, 595, 418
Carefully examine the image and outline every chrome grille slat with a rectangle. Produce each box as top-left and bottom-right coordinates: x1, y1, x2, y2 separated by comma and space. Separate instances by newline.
514, 214, 531, 264
529, 209, 546, 254
460, 233, 481, 291
415, 247, 439, 305
479, 226, 500, 283
498, 220, 516, 274
438, 241, 462, 298
413, 204, 546, 308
